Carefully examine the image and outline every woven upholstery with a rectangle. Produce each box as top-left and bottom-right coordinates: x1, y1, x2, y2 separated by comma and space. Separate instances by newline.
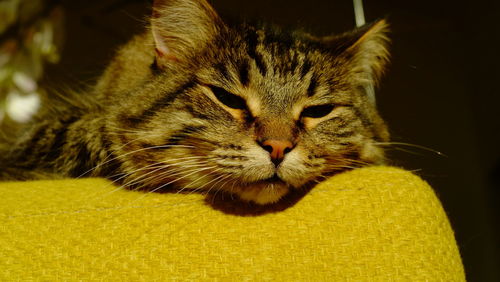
0, 166, 464, 280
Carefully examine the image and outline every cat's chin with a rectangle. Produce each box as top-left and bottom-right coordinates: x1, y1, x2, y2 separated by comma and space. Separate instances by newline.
235, 181, 290, 205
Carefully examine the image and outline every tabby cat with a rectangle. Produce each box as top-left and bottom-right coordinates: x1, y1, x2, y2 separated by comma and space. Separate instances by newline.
0, 0, 390, 204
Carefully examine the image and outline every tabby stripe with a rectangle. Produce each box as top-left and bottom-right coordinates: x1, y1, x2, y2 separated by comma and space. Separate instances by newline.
300, 59, 312, 78
69, 144, 93, 177
329, 116, 354, 129
307, 74, 318, 97
275, 57, 287, 75
21, 125, 48, 159
101, 153, 123, 180
215, 63, 232, 83
352, 106, 376, 135
92, 127, 122, 178
253, 53, 267, 76
339, 142, 353, 146
330, 131, 355, 138
100, 125, 112, 153
150, 58, 161, 75
289, 52, 299, 74
245, 30, 267, 75
184, 104, 211, 120
352, 106, 384, 141
124, 80, 196, 127
238, 59, 250, 87
44, 117, 79, 162
342, 151, 361, 163
163, 125, 207, 146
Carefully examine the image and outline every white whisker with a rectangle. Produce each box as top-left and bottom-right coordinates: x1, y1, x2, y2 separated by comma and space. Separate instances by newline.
128, 166, 218, 203
77, 144, 195, 178
374, 141, 446, 157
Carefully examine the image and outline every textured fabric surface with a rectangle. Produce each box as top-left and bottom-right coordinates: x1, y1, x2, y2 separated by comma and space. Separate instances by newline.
0, 166, 464, 281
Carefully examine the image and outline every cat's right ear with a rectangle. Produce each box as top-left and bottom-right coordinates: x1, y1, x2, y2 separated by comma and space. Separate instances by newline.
151, 0, 223, 68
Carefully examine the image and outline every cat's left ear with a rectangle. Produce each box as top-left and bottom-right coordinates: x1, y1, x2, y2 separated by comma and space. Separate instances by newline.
151, 0, 224, 67
321, 20, 390, 99
344, 20, 390, 83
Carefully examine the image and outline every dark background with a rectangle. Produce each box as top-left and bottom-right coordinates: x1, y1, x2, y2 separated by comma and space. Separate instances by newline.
45, 0, 500, 280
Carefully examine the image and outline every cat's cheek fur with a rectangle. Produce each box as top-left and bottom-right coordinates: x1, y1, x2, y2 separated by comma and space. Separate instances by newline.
278, 149, 316, 187
360, 141, 386, 164
227, 146, 275, 183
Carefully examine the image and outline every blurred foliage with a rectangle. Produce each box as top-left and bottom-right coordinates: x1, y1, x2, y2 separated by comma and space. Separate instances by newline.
0, 0, 63, 123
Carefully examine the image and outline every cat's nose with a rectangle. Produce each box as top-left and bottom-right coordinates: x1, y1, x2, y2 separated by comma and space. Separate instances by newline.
260, 139, 294, 166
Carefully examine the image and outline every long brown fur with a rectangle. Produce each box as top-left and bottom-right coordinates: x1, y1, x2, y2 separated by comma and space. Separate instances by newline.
0, 0, 390, 204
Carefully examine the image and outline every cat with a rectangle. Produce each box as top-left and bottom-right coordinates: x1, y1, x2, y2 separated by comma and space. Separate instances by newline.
0, 0, 390, 205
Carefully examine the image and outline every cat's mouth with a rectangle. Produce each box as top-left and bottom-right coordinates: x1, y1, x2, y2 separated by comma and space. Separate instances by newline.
235, 174, 290, 205
256, 174, 286, 185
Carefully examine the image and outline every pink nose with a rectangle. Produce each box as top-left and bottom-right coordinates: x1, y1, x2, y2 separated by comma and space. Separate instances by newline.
261, 139, 294, 166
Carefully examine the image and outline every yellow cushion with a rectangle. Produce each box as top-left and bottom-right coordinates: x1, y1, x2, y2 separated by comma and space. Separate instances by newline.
0, 166, 464, 280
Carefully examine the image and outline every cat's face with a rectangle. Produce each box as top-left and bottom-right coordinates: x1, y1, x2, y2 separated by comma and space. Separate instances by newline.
103, 0, 390, 204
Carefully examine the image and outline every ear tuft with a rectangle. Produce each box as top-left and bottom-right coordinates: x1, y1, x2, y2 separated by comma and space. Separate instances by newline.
347, 19, 391, 85
151, 0, 223, 67
317, 20, 390, 103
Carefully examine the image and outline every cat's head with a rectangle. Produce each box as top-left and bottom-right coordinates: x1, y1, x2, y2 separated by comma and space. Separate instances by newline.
102, 0, 390, 204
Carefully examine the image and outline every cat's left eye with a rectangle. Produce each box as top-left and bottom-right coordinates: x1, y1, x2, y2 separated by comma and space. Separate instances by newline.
301, 104, 335, 119
209, 86, 247, 110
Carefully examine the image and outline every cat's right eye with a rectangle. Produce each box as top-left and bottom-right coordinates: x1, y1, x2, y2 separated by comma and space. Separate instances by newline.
209, 86, 247, 110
